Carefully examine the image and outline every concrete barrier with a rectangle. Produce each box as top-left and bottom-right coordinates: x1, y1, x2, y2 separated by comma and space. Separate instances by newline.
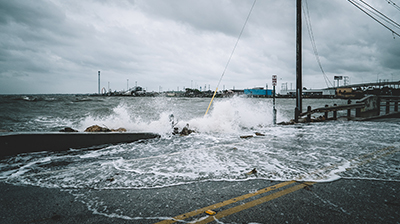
0, 132, 160, 158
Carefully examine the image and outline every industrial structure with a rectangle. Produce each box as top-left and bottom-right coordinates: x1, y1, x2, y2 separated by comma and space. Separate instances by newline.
279, 80, 400, 99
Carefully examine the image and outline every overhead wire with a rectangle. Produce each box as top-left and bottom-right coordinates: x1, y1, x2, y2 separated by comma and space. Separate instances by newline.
386, 0, 400, 12
348, 0, 400, 38
303, 0, 333, 88
360, 0, 400, 29
205, 0, 257, 116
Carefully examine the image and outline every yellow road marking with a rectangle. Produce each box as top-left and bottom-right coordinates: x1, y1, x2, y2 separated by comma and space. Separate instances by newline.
356, 146, 395, 160
154, 181, 295, 224
195, 182, 315, 224
155, 146, 399, 224
352, 147, 400, 168
297, 146, 399, 180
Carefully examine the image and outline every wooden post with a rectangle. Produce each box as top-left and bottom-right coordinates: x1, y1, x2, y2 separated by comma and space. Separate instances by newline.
295, 107, 299, 123
356, 107, 361, 117
333, 104, 337, 120
377, 97, 381, 116
376, 97, 381, 116
324, 105, 329, 119
347, 99, 351, 120
386, 101, 390, 114
307, 106, 311, 122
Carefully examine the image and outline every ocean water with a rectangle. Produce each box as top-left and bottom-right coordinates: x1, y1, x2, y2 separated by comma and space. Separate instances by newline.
0, 95, 399, 220
1, 94, 399, 187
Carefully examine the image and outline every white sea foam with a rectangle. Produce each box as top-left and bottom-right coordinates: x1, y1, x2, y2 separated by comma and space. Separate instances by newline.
1, 97, 399, 190
186, 98, 273, 134
2, 96, 399, 221
71, 97, 283, 135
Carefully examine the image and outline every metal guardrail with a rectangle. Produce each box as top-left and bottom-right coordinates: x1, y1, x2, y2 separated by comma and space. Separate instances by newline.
298, 95, 400, 122
299, 103, 365, 117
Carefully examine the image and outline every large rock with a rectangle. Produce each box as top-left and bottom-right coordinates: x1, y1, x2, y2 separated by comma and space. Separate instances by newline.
111, 128, 127, 132
84, 125, 111, 132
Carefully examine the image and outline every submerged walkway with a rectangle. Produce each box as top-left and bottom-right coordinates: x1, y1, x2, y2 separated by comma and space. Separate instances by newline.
1, 146, 399, 223
0, 179, 399, 223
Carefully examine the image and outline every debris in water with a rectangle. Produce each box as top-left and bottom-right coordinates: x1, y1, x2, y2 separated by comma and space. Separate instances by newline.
240, 135, 253, 139
277, 120, 296, 125
255, 132, 265, 136
180, 124, 195, 136
169, 114, 176, 127
246, 168, 257, 175
106, 177, 115, 182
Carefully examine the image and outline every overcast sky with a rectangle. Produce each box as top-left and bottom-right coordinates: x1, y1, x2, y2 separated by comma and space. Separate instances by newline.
0, 0, 399, 94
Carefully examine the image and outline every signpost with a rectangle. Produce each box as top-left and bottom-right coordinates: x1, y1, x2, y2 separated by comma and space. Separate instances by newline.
272, 75, 277, 125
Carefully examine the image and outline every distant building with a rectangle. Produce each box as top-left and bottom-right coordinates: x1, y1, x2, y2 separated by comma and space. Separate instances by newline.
279, 89, 296, 97
280, 88, 335, 98
244, 87, 272, 97
223, 89, 244, 97
322, 89, 336, 96
303, 89, 323, 97
336, 87, 364, 98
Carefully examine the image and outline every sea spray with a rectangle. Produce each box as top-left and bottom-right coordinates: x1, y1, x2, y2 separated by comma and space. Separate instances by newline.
0, 95, 399, 190
74, 96, 285, 135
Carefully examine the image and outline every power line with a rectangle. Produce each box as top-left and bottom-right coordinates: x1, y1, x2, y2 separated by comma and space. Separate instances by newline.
360, 0, 400, 29
205, 0, 257, 116
303, 0, 333, 88
349, 0, 400, 38
215, 0, 257, 90
386, 0, 400, 12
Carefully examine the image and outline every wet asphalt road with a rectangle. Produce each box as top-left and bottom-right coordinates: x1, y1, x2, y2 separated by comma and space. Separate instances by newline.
1, 178, 399, 224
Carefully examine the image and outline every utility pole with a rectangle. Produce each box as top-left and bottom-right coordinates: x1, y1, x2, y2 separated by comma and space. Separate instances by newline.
295, 0, 302, 121
98, 71, 100, 95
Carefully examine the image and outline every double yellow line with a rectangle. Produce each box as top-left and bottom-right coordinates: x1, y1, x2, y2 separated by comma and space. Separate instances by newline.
155, 181, 314, 224
155, 146, 399, 224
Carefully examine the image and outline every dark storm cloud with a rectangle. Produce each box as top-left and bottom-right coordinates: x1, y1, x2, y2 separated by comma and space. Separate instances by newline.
0, 1, 62, 26
297, 0, 400, 86
380, 43, 400, 70
0, 0, 399, 94
137, 0, 252, 36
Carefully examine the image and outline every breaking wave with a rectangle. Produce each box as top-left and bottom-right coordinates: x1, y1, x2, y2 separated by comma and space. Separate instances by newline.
0, 96, 399, 191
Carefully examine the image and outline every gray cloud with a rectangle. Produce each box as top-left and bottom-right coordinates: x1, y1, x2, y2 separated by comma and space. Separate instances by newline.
0, 0, 399, 94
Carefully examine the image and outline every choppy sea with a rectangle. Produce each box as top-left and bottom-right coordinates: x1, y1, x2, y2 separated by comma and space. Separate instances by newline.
0, 94, 399, 220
